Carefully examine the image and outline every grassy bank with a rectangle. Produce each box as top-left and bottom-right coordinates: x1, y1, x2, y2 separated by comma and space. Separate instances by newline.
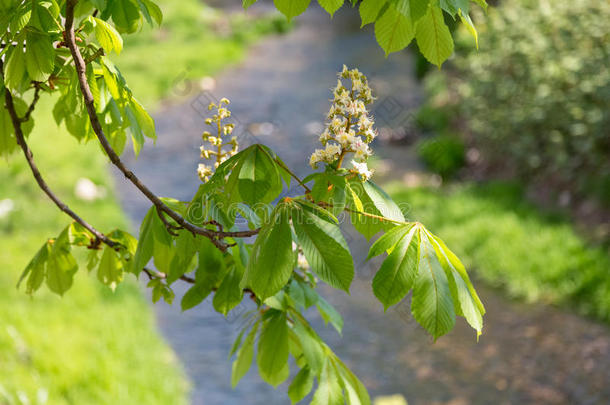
0, 1, 286, 403
388, 182, 610, 322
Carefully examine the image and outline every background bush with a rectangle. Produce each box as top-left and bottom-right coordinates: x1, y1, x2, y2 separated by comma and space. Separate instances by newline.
438, 0, 610, 203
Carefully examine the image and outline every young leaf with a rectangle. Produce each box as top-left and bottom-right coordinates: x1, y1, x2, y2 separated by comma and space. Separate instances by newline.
375, 3, 415, 55
17, 241, 51, 295
367, 223, 414, 259
359, 0, 388, 27
243, 204, 294, 300
288, 367, 315, 404
428, 230, 485, 336
311, 359, 344, 405
110, 0, 142, 33
97, 245, 123, 291
273, 0, 311, 21
243, 0, 259, 9
372, 226, 419, 309
292, 202, 354, 292
45, 241, 78, 296
415, 4, 454, 67
92, 16, 123, 55
411, 228, 456, 339
237, 145, 282, 205
4, 45, 28, 93
292, 321, 325, 374
318, 0, 343, 17
137, 0, 163, 26
25, 31, 55, 82
315, 295, 343, 334
257, 311, 290, 387
132, 207, 156, 274
231, 320, 260, 388
213, 265, 245, 316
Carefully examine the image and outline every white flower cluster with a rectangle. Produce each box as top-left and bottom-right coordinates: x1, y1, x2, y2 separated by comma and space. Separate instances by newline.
198, 98, 239, 182
309, 66, 377, 180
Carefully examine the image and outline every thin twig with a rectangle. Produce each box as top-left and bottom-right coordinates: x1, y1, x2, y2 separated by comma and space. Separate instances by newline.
64, 0, 259, 251
20, 84, 41, 123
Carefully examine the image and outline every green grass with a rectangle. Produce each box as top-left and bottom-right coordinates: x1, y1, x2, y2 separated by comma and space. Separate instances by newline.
388, 181, 610, 322
0, 1, 288, 403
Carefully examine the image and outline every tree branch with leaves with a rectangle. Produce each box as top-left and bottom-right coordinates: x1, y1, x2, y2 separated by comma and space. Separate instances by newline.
1, 0, 488, 403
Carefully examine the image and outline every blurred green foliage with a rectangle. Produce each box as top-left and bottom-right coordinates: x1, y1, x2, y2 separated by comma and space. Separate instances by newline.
420, 0, 610, 204
389, 181, 610, 323
416, 134, 465, 180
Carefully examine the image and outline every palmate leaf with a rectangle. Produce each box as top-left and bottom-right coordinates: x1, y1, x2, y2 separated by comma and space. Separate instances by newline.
369, 224, 483, 339
288, 367, 315, 404
310, 358, 344, 405
91, 16, 123, 55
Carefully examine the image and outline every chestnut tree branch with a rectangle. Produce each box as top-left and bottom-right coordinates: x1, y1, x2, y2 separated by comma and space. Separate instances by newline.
64, 0, 258, 251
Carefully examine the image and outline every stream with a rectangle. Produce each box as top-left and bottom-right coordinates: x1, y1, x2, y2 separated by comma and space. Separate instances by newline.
113, 4, 610, 404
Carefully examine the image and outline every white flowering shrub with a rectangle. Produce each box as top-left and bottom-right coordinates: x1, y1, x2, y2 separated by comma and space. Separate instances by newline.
1, 0, 489, 403
450, 0, 610, 204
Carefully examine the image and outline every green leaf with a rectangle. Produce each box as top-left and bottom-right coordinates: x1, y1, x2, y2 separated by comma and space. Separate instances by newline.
334, 357, 371, 405
92, 16, 123, 55
318, 0, 343, 17
137, 0, 163, 26
181, 238, 227, 311
288, 367, 315, 404
243, 204, 293, 300
242, 0, 259, 9
315, 295, 343, 334
231, 320, 260, 387
97, 245, 123, 291
367, 223, 414, 259
130, 97, 156, 139
359, 0, 388, 27
110, 0, 141, 33
237, 145, 282, 205
311, 173, 346, 217
348, 180, 403, 240
17, 242, 51, 295
273, 0, 311, 21
311, 359, 344, 405
372, 226, 419, 309
4, 45, 28, 92
428, 231, 485, 336
167, 230, 199, 283
415, 4, 454, 67
213, 265, 245, 316
25, 31, 55, 82
374, 3, 414, 55
132, 207, 156, 274
257, 312, 290, 387
458, 10, 478, 49
292, 203, 354, 292
411, 228, 455, 340
45, 241, 77, 296
409, 0, 430, 23
292, 321, 325, 374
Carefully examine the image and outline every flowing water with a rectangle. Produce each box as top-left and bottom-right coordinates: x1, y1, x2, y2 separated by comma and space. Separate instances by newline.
113, 5, 610, 404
